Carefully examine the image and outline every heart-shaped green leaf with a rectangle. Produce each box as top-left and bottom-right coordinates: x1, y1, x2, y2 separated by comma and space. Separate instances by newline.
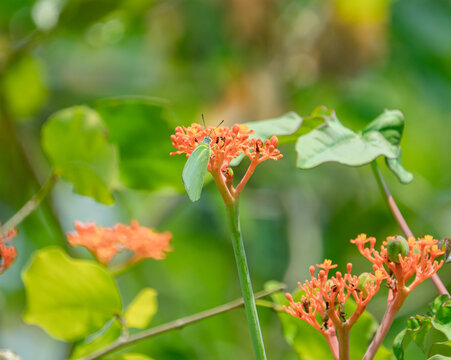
41, 106, 119, 204
296, 107, 413, 184
23, 247, 122, 341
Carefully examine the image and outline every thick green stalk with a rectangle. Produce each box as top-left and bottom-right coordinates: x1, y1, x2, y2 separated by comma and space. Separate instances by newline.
226, 201, 267, 360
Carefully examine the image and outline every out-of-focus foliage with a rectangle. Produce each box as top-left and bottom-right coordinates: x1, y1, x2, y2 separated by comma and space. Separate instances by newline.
22, 247, 122, 341
393, 295, 451, 359
0, 0, 450, 359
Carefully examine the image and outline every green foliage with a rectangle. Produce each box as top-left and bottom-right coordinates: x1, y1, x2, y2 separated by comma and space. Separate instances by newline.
296, 107, 413, 184
41, 106, 119, 204
393, 295, 451, 359
266, 281, 392, 360
95, 97, 185, 192
71, 287, 158, 358
124, 287, 158, 329
3, 55, 48, 120
104, 354, 154, 360
22, 247, 122, 341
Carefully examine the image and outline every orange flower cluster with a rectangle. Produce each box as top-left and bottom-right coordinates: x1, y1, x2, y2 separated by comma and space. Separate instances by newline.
67, 221, 172, 265
351, 234, 444, 294
171, 123, 283, 202
0, 228, 18, 274
284, 259, 385, 335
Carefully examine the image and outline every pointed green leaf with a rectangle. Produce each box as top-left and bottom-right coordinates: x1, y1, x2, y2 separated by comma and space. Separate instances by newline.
41, 106, 119, 204
95, 97, 185, 192
22, 247, 122, 341
247, 112, 304, 141
124, 288, 158, 329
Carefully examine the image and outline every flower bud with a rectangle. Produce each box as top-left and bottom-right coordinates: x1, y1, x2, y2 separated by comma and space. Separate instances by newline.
387, 235, 409, 263
356, 272, 376, 298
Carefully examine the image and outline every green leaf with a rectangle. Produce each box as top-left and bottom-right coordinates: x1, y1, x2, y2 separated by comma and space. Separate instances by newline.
95, 97, 185, 192
296, 107, 413, 184
3, 55, 48, 120
22, 247, 122, 341
230, 112, 304, 166
70, 321, 121, 359
247, 112, 304, 141
124, 288, 158, 329
105, 354, 154, 360
41, 106, 119, 204
393, 295, 451, 359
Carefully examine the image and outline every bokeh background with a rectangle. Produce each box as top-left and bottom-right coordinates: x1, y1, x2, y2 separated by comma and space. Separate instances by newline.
0, 0, 450, 359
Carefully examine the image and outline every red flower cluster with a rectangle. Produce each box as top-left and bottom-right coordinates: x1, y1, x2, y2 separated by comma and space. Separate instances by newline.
0, 228, 18, 274
284, 259, 385, 335
351, 234, 444, 295
67, 221, 172, 265
171, 123, 282, 203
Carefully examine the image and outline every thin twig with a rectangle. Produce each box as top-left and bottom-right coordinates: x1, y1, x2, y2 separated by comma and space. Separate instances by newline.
0, 173, 59, 237
77, 284, 286, 360
370, 161, 448, 296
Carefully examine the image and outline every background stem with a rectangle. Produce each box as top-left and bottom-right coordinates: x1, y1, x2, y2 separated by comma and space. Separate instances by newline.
226, 201, 267, 360
370, 161, 449, 296
0, 172, 58, 237
77, 285, 284, 360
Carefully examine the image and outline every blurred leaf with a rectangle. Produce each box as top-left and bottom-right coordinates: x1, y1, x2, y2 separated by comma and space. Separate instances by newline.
393, 295, 451, 359
3, 55, 48, 120
41, 106, 119, 204
105, 354, 154, 360
247, 112, 303, 141
95, 97, 185, 192
296, 107, 412, 183
124, 287, 158, 329
70, 321, 121, 359
437, 238, 451, 264
22, 247, 122, 341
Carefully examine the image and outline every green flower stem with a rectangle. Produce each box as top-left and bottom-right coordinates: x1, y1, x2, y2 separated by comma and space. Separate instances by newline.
336, 325, 350, 360
0, 172, 59, 237
226, 201, 267, 360
370, 161, 449, 296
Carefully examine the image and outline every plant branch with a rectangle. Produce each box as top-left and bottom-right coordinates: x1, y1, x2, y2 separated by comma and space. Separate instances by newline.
370, 161, 449, 296
0, 173, 58, 237
363, 290, 407, 360
225, 201, 267, 359
77, 284, 286, 360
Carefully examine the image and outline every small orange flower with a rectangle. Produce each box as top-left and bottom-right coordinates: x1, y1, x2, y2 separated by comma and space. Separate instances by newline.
0, 227, 18, 274
171, 123, 282, 203
67, 221, 172, 265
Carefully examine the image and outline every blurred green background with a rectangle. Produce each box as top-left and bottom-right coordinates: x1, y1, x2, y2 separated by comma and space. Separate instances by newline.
0, 0, 450, 359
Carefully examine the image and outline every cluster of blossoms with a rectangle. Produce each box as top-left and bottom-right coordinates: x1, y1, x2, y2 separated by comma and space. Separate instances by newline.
351, 234, 444, 296
67, 220, 172, 265
284, 259, 385, 336
284, 234, 445, 356
170, 123, 282, 202
0, 228, 18, 274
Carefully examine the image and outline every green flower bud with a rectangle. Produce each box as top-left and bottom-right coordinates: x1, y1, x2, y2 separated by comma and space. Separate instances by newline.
356, 272, 376, 298
387, 235, 409, 263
